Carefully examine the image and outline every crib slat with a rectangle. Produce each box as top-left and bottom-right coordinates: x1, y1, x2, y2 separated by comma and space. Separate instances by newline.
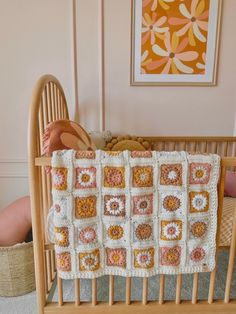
50, 250, 55, 276
142, 278, 148, 305
159, 274, 165, 304
58, 277, 63, 306
44, 250, 49, 294
75, 279, 80, 306
125, 277, 131, 305
92, 278, 97, 306
175, 274, 182, 304
224, 208, 236, 303
192, 273, 199, 304
109, 275, 114, 306
46, 251, 52, 287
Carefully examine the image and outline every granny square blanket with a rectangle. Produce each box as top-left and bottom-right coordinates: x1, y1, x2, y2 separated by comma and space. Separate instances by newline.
50, 150, 220, 279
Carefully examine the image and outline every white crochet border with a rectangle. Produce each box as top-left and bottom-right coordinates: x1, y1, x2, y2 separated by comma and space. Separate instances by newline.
50, 150, 220, 279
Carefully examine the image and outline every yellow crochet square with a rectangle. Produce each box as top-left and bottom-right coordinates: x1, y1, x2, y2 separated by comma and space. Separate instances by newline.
54, 227, 69, 247
189, 191, 209, 213
52, 167, 68, 191
75, 196, 97, 219
160, 164, 182, 186
103, 166, 125, 188
160, 220, 183, 241
132, 166, 153, 187
78, 249, 100, 272
133, 247, 154, 269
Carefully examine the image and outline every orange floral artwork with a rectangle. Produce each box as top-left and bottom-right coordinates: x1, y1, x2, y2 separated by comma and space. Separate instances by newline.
132, 0, 221, 84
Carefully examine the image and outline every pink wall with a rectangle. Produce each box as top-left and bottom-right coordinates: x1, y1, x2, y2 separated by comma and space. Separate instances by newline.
77, 0, 236, 136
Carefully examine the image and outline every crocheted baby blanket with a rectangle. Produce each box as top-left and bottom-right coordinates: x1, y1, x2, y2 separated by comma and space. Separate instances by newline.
50, 150, 220, 279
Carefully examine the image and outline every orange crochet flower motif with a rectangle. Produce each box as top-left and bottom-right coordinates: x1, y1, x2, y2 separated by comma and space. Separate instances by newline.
133, 194, 153, 215
78, 249, 100, 272
104, 195, 126, 217
75, 196, 97, 219
54, 227, 69, 247
103, 166, 125, 188
163, 195, 181, 212
189, 162, 211, 184
52, 167, 68, 190
134, 248, 154, 269
106, 247, 126, 268
190, 221, 207, 238
75, 167, 96, 189
160, 220, 183, 241
160, 164, 182, 186
161, 245, 181, 266
56, 252, 71, 272
132, 166, 153, 187
131, 151, 152, 158
75, 151, 96, 159
78, 226, 97, 244
189, 191, 209, 213
190, 247, 206, 263
135, 223, 153, 241
107, 225, 124, 241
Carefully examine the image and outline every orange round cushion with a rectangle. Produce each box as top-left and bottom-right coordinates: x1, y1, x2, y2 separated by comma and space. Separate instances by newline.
0, 196, 31, 246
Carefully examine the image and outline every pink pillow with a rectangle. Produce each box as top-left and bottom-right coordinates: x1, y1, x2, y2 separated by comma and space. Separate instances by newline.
0, 196, 31, 247
224, 171, 236, 197
42, 120, 96, 156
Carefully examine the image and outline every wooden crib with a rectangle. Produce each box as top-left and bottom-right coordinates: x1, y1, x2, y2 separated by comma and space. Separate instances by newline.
28, 75, 236, 314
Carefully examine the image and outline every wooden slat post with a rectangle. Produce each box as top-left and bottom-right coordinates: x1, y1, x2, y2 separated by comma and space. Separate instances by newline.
192, 273, 199, 304
175, 274, 182, 304
57, 276, 63, 306
125, 277, 131, 305
109, 275, 114, 306
159, 275, 165, 304
92, 278, 97, 306
75, 279, 80, 306
142, 278, 148, 305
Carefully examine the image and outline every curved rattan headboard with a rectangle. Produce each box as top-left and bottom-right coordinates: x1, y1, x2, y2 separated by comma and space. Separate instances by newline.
28, 74, 69, 159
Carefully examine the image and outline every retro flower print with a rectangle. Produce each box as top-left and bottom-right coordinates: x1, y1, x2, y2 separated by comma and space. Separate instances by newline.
143, 0, 175, 11
142, 12, 169, 45
147, 32, 198, 74
169, 0, 209, 46
134, 0, 220, 82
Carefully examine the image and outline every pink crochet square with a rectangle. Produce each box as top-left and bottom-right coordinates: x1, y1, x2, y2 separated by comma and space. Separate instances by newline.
56, 252, 71, 272
189, 163, 211, 184
160, 245, 181, 266
132, 194, 153, 215
75, 167, 96, 189
106, 247, 126, 268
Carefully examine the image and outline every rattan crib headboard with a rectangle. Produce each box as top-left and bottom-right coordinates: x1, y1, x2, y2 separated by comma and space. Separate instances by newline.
28, 75, 236, 314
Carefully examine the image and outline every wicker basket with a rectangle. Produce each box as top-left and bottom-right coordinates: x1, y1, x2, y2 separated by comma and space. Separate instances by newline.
0, 242, 35, 296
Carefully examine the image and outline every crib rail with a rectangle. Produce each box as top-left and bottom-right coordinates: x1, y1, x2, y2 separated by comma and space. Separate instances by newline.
144, 137, 236, 161
33, 156, 236, 314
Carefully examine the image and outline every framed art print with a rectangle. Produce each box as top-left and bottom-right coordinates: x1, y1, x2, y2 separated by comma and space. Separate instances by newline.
131, 0, 222, 85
